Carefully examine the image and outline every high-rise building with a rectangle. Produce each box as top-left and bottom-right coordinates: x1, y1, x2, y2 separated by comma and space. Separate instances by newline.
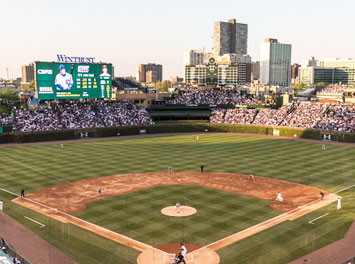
185, 58, 239, 86
183, 50, 205, 66
213, 19, 248, 56
251, 61, 260, 80
317, 58, 355, 85
138, 63, 162, 83
260, 38, 292, 87
21, 63, 35, 83
291, 63, 300, 85
298, 58, 355, 85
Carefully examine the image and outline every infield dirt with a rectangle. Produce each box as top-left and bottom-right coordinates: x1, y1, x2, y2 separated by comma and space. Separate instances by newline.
12, 171, 337, 264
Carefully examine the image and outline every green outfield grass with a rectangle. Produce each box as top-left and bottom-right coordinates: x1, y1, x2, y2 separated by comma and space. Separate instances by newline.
0, 134, 355, 263
75, 185, 280, 246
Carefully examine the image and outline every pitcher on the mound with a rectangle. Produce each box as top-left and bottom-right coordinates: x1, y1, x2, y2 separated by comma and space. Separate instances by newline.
176, 202, 181, 213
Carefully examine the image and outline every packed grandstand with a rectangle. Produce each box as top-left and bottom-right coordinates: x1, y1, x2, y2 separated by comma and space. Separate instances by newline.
0, 86, 354, 133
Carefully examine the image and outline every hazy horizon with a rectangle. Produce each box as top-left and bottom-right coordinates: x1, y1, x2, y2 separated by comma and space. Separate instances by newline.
1, 0, 354, 80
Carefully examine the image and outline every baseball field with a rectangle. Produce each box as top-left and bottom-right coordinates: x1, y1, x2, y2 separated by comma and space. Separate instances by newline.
1, 133, 355, 263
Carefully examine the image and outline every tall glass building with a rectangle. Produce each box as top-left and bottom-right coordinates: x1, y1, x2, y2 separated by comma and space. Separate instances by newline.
260, 39, 292, 87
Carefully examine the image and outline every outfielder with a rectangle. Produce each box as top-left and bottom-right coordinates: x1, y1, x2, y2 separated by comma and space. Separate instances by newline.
176, 202, 181, 213
337, 197, 341, 210
196, 135, 199, 141
0, 200, 3, 211
55, 65, 73, 90
322, 144, 326, 150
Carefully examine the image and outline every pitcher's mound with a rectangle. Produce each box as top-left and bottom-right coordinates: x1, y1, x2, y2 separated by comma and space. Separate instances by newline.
161, 206, 197, 217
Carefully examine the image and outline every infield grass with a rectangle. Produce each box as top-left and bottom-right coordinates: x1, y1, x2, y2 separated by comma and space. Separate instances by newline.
1, 134, 355, 263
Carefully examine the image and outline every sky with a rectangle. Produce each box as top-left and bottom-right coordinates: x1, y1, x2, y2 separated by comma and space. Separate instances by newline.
1, 0, 354, 80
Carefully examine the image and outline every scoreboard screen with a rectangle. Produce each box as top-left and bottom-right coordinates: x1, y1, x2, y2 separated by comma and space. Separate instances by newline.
35, 62, 112, 100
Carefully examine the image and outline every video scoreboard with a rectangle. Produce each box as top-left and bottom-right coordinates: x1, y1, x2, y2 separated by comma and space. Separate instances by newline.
35, 62, 112, 100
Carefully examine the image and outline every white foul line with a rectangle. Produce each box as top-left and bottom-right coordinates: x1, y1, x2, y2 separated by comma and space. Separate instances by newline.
0, 187, 19, 197
24, 216, 46, 228
308, 213, 329, 225
335, 183, 355, 194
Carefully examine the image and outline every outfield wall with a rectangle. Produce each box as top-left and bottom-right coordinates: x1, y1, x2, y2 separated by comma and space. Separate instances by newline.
1, 124, 355, 144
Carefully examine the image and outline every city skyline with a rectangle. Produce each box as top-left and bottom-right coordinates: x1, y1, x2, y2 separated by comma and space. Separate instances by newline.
1, 0, 355, 80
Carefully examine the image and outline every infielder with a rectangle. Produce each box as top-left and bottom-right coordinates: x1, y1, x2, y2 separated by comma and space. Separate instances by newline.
200, 165, 204, 173
248, 174, 255, 181
176, 202, 181, 213
337, 197, 341, 210
55, 65, 73, 90
0, 200, 3, 211
276, 192, 282, 202
168, 167, 173, 174
97, 188, 102, 196
180, 243, 187, 259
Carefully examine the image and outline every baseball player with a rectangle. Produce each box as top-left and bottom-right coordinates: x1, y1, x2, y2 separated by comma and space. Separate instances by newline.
176, 202, 181, 213
100, 65, 111, 77
20, 189, 25, 198
276, 192, 282, 202
200, 165, 204, 173
180, 243, 187, 259
55, 65, 73, 90
168, 167, 173, 174
0, 200, 3, 211
60, 143, 64, 149
248, 174, 255, 181
196, 135, 199, 141
320, 191, 324, 200
322, 144, 326, 150
337, 197, 341, 210
97, 188, 102, 196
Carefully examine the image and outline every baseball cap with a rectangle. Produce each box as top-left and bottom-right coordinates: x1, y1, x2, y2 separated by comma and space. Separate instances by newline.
59, 65, 66, 70
102, 65, 108, 69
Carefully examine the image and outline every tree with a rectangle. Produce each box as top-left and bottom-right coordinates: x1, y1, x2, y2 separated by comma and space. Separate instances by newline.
154, 80, 171, 92
295, 82, 306, 90
0, 88, 20, 109
315, 82, 329, 87
18, 80, 35, 92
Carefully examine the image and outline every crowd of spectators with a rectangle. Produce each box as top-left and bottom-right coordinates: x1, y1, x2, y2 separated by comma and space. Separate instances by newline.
1, 244, 24, 264
317, 84, 348, 95
224, 108, 257, 124
169, 88, 263, 105
281, 103, 329, 128
2, 101, 153, 132
315, 104, 355, 132
253, 105, 292, 126
96, 101, 153, 127
210, 102, 355, 132
0, 113, 12, 126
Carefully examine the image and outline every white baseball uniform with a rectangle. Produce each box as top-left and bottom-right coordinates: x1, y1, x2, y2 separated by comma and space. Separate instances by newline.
276, 192, 281, 202
0, 201, 3, 211
180, 245, 187, 258
55, 73, 73, 90
337, 198, 341, 210
176, 202, 181, 213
